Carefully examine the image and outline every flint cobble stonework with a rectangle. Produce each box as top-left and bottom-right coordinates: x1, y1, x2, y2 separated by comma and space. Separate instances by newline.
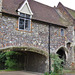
0, 14, 68, 53
0, 14, 74, 71
0, 15, 49, 52
50, 26, 66, 53
66, 25, 74, 67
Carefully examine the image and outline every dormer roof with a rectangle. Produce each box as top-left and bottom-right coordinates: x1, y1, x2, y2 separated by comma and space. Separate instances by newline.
18, 0, 33, 15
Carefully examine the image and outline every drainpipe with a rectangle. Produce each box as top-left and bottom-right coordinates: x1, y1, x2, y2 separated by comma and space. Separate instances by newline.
48, 25, 51, 74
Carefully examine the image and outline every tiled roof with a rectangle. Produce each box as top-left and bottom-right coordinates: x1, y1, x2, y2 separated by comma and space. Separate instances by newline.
2, 0, 25, 15
65, 7, 75, 19
2, 0, 68, 27
56, 2, 75, 26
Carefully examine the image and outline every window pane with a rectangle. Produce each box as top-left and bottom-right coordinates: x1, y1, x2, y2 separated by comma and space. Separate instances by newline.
61, 29, 64, 36
25, 20, 28, 29
28, 20, 30, 30
25, 19, 30, 30
20, 13, 25, 17
19, 19, 24, 29
26, 14, 30, 19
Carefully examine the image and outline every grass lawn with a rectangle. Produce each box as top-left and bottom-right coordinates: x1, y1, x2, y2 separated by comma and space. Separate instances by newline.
63, 69, 75, 73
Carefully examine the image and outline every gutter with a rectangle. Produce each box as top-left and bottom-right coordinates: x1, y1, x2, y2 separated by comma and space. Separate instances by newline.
2, 11, 67, 28
32, 19, 67, 28
2, 11, 20, 17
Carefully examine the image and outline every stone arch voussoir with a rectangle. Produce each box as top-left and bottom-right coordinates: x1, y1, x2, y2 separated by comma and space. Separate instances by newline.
0, 46, 48, 58
56, 46, 68, 61
56, 46, 68, 53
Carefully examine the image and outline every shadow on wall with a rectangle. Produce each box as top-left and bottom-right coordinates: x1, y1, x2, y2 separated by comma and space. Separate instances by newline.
23, 51, 47, 73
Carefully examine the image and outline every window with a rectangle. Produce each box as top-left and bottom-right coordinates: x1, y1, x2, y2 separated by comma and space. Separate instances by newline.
61, 29, 64, 36
19, 13, 31, 31
67, 42, 71, 48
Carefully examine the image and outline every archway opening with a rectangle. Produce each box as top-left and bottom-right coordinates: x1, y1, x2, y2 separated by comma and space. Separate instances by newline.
0, 50, 47, 73
22, 51, 46, 73
57, 47, 66, 65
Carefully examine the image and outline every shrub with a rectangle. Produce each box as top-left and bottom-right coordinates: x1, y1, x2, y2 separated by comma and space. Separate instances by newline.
0, 52, 6, 69
5, 51, 20, 70
44, 54, 64, 75
0, 51, 22, 70
51, 54, 64, 75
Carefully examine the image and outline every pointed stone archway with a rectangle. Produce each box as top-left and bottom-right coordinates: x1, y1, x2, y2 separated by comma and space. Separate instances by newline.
56, 47, 68, 65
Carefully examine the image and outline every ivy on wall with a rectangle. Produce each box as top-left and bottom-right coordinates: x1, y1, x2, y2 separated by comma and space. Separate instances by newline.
0, 51, 22, 70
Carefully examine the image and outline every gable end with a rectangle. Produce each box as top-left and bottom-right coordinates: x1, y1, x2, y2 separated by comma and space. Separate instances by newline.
18, 0, 33, 15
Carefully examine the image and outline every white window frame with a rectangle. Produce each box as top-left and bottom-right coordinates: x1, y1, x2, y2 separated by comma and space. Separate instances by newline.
18, 13, 31, 31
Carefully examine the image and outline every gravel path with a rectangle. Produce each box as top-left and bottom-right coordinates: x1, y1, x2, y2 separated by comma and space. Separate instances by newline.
1, 71, 75, 75
0, 71, 42, 75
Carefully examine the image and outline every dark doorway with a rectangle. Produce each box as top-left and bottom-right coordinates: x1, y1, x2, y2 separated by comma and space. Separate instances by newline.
0, 50, 47, 73
57, 48, 66, 65
16, 51, 47, 73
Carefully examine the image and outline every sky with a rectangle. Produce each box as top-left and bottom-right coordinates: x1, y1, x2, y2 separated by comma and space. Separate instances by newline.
35, 0, 75, 10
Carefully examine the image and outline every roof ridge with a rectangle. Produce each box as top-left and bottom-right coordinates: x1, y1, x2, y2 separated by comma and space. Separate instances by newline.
57, 2, 74, 20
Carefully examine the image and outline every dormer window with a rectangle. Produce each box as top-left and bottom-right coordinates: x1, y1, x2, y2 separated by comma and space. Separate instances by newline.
19, 13, 31, 31
18, 0, 33, 31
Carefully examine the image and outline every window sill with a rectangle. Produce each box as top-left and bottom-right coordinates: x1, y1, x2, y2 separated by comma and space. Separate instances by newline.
16, 28, 33, 33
